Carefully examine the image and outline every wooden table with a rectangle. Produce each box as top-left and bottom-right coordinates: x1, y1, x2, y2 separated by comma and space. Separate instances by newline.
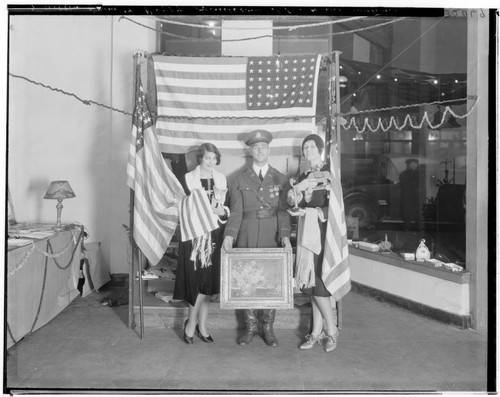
6, 224, 84, 349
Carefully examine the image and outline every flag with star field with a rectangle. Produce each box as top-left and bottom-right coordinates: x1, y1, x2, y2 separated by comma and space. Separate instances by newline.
126, 79, 186, 266
152, 54, 322, 156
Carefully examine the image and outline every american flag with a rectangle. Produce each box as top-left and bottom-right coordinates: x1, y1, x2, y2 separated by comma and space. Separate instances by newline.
321, 141, 351, 301
152, 54, 322, 156
126, 78, 186, 266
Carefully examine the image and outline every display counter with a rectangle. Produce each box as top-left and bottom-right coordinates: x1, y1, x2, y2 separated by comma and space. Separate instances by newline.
6, 224, 84, 349
349, 247, 471, 327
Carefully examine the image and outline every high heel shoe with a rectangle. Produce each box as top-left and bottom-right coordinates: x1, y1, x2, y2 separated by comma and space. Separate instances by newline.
183, 319, 194, 344
195, 324, 214, 343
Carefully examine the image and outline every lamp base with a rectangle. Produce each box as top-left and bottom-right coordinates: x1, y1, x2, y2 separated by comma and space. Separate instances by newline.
52, 224, 68, 232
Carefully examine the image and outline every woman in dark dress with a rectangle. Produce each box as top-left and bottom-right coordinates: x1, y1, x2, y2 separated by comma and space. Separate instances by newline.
288, 134, 339, 353
173, 143, 229, 344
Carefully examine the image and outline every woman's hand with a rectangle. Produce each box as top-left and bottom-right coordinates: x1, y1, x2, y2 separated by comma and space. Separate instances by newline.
212, 203, 226, 216
294, 179, 318, 192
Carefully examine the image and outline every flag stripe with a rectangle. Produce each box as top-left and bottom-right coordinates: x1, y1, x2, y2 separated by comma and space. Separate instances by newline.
179, 189, 219, 242
321, 142, 351, 301
127, 80, 186, 266
153, 54, 322, 155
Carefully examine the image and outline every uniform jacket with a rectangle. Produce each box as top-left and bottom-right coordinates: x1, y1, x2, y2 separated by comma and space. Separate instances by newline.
224, 165, 291, 248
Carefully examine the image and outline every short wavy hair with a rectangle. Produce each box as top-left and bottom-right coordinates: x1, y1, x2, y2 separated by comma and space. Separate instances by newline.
196, 142, 222, 165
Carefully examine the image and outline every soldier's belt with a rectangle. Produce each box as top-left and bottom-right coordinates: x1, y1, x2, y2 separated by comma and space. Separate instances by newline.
243, 209, 277, 219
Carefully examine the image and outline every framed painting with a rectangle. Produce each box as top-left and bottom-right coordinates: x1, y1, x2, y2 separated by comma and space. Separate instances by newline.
220, 247, 294, 309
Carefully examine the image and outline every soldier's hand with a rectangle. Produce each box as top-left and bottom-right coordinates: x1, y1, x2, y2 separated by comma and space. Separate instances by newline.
223, 236, 234, 251
281, 237, 292, 249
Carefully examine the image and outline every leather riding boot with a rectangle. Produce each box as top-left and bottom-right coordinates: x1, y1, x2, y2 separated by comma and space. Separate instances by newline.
238, 309, 258, 346
261, 309, 278, 347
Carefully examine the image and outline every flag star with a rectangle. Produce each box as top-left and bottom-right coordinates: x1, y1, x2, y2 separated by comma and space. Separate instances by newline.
291, 91, 296, 96
267, 68, 271, 73
248, 102, 253, 106
299, 90, 304, 95
284, 59, 289, 64
267, 60, 271, 65
301, 67, 306, 72
249, 85, 253, 90
283, 99, 287, 104
265, 101, 270, 106
292, 75, 297, 80
258, 77, 263, 82
306, 98, 311, 103
298, 98, 304, 103
293, 59, 298, 63
258, 85, 262, 90
284, 76, 288, 81
310, 57, 315, 62
302, 58, 306, 63
309, 73, 314, 78
249, 93, 254, 98
275, 84, 280, 89
307, 90, 312, 95
310, 66, 314, 70
292, 84, 297, 88
275, 76, 280, 81
290, 99, 295, 103
258, 68, 263, 73
266, 85, 271, 89
300, 82, 305, 87
258, 60, 263, 65
293, 67, 297, 72
308, 82, 313, 86
266, 77, 271, 81
249, 60, 254, 65
283, 84, 288, 89
274, 101, 278, 105
284, 68, 289, 72
249, 68, 254, 74
257, 93, 262, 98
275, 69, 279, 73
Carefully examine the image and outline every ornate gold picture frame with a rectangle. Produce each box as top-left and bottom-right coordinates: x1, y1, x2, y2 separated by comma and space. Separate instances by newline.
220, 247, 294, 309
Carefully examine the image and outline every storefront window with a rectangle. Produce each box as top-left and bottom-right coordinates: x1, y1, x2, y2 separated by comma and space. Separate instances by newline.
157, 14, 469, 266
338, 16, 468, 266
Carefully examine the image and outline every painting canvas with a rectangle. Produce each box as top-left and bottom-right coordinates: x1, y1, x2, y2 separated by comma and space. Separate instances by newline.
220, 247, 294, 309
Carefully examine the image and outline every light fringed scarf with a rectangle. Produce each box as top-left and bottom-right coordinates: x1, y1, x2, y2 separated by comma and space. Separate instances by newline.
179, 188, 219, 269
295, 208, 323, 289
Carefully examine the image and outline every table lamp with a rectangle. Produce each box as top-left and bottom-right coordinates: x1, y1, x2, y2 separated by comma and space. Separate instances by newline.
44, 180, 76, 231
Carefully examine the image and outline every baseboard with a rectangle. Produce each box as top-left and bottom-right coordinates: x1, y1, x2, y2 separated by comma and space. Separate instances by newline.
351, 281, 471, 329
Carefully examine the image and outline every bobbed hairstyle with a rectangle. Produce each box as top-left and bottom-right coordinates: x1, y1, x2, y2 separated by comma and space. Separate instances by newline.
301, 134, 325, 155
196, 142, 222, 165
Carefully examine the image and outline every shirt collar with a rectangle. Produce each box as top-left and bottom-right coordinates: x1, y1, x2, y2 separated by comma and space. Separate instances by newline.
253, 163, 269, 177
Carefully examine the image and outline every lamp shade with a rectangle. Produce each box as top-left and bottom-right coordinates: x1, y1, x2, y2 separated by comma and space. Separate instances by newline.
44, 181, 76, 200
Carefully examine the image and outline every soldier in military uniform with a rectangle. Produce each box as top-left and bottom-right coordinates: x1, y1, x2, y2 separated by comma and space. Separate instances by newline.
223, 129, 292, 347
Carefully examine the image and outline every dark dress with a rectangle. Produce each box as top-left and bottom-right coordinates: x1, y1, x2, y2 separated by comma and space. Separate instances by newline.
296, 163, 331, 298
173, 178, 225, 306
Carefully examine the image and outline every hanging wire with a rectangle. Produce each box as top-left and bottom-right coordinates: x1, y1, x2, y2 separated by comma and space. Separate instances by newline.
9, 73, 132, 116
120, 15, 406, 43
153, 15, 367, 31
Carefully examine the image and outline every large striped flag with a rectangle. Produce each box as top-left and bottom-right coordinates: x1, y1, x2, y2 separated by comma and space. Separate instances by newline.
152, 54, 322, 156
126, 77, 186, 266
321, 141, 351, 301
